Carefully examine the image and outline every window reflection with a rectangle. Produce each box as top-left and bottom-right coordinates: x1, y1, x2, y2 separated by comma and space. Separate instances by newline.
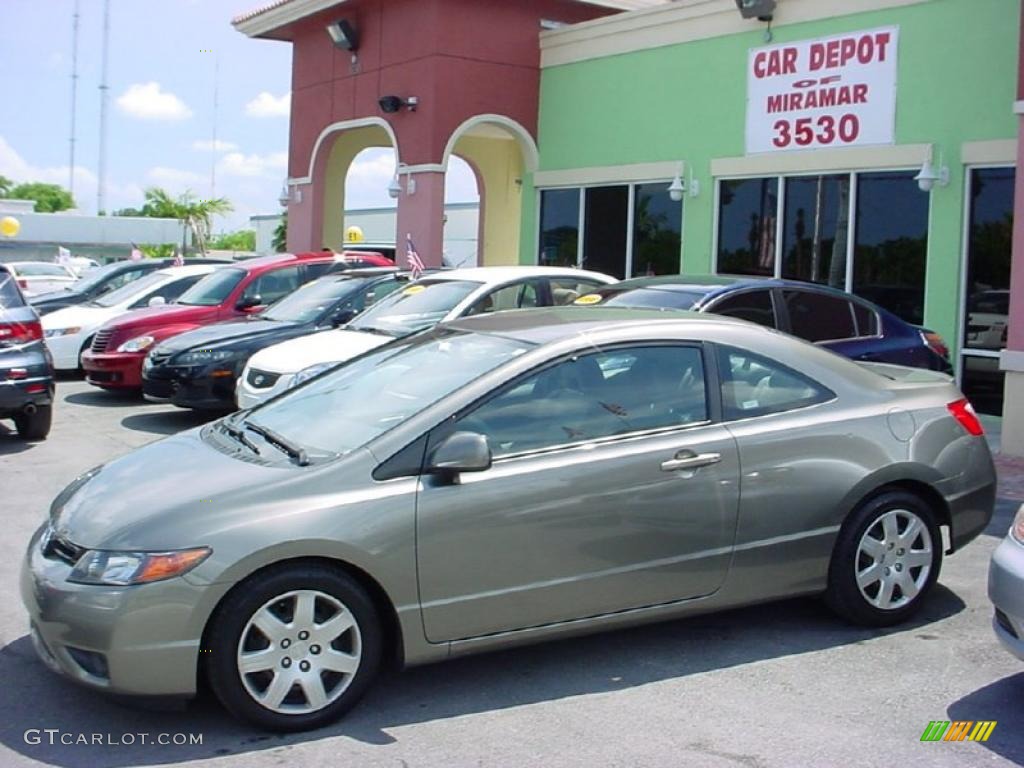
781, 174, 850, 287
631, 183, 682, 277
539, 189, 580, 268
582, 186, 629, 279
852, 171, 928, 326
717, 177, 777, 277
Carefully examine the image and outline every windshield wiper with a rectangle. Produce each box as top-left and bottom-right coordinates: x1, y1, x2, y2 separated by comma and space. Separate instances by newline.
243, 420, 309, 466
220, 421, 261, 454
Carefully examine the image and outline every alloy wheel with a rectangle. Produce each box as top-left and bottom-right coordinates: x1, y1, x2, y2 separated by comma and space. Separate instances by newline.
855, 508, 933, 611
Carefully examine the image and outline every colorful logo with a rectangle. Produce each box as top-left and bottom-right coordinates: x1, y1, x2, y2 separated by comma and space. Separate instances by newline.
920, 721, 997, 742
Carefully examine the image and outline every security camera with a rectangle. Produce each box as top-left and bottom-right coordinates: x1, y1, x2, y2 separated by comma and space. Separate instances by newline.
734, 0, 775, 20
378, 95, 404, 114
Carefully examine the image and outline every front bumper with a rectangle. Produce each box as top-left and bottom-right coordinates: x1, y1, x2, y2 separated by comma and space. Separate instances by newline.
81, 350, 145, 389
19, 524, 207, 696
989, 527, 1024, 661
142, 362, 240, 411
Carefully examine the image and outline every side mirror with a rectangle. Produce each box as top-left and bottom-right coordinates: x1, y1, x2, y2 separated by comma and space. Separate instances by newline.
237, 294, 262, 312
148, 295, 166, 307
426, 431, 492, 480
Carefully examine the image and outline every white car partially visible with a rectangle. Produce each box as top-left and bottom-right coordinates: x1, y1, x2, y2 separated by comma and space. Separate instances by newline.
6, 261, 78, 296
237, 266, 616, 408
43, 264, 222, 370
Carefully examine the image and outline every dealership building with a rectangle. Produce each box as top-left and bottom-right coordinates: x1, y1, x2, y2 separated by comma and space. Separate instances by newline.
235, 0, 1023, 452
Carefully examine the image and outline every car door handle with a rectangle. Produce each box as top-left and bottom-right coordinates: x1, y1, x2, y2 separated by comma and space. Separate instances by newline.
660, 452, 721, 472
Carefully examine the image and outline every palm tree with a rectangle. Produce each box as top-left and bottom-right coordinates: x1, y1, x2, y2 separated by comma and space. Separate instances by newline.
272, 213, 287, 253
0, 175, 13, 197
142, 187, 233, 255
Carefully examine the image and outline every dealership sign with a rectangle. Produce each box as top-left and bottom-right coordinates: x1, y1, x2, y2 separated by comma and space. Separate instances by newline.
746, 27, 899, 154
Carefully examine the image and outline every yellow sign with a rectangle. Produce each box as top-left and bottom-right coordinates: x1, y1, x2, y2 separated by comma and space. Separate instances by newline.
574, 293, 603, 305
0, 216, 20, 238
345, 225, 365, 243
402, 284, 426, 296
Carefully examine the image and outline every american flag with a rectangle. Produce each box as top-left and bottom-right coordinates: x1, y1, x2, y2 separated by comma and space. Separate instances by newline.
405, 233, 425, 278
129, 243, 143, 261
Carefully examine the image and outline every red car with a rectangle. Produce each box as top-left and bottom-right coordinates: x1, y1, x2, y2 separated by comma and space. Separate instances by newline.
81, 251, 382, 390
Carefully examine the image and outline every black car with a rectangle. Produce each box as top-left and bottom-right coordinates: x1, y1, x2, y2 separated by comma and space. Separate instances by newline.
0, 266, 55, 439
575, 275, 952, 372
29, 257, 230, 316
142, 268, 408, 410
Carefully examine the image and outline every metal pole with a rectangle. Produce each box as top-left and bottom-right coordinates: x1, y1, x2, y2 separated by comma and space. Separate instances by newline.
97, 0, 111, 215
211, 52, 219, 199
69, 0, 80, 200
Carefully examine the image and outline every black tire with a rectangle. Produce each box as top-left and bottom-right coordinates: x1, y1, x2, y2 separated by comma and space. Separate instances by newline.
78, 337, 94, 372
825, 490, 942, 627
205, 563, 382, 732
14, 405, 52, 440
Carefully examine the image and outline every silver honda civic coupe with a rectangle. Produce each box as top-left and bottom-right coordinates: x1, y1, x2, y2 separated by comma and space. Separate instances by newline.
21, 308, 996, 731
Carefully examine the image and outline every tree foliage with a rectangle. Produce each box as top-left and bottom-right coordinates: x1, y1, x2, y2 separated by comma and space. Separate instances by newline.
4, 181, 76, 212
209, 230, 256, 252
135, 187, 233, 255
272, 213, 287, 253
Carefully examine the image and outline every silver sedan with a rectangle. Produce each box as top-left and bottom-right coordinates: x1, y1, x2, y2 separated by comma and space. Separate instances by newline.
989, 504, 1024, 660
21, 308, 996, 731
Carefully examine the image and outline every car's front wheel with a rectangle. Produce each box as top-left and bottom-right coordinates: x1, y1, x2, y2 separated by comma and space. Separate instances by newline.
826, 490, 942, 626
206, 564, 382, 731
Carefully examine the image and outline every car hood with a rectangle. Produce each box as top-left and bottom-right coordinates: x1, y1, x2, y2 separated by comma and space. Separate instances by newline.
157, 318, 300, 354
246, 328, 391, 374
41, 304, 117, 332
51, 428, 282, 550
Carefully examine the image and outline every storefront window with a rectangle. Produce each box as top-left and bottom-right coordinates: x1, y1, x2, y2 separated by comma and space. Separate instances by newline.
631, 183, 682, 277
582, 186, 629, 279
781, 174, 850, 288
851, 171, 928, 325
962, 166, 1014, 416
717, 177, 778, 277
539, 189, 580, 268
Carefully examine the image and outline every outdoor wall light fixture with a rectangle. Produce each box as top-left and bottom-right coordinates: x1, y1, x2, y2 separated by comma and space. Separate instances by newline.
668, 167, 700, 202
388, 164, 416, 199
326, 19, 359, 51
734, 0, 775, 41
915, 150, 950, 193
379, 95, 419, 114
278, 182, 301, 206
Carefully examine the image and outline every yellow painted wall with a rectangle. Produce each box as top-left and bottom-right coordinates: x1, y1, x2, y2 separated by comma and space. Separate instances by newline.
452, 135, 523, 266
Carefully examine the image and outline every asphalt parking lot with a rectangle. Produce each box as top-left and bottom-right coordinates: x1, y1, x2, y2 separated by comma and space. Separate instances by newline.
0, 379, 1022, 768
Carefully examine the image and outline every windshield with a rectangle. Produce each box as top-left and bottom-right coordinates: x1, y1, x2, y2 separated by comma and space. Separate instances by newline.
93, 271, 169, 307
261, 276, 369, 324
14, 263, 72, 277
584, 286, 705, 310
245, 328, 531, 456
0, 270, 25, 309
177, 268, 245, 306
71, 261, 125, 292
348, 279, 482, 336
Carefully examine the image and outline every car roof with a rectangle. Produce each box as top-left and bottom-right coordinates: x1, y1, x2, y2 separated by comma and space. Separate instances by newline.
427, 266, 615, 285
151, 264, 223, 278
603, 274, 877, 305
222, 251, 335, 272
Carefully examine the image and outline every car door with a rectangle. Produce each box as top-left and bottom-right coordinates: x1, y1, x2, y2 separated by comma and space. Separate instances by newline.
415, 343, 740, 642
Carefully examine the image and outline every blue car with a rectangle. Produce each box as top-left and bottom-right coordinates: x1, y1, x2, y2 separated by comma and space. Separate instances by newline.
574, 276, 951, 373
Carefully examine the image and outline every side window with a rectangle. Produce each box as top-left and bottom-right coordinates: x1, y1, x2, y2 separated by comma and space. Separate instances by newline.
784, 290, 856, 342
302, 263, 334, 283
363, 280, 403, 309
467, 281, 539, 315
130, 276, 201, 308
98, 269, 145, 295
547, 277, 607, 306
244, 267, 301, 305
717, 345, 833, 420
456, 345, 707, 457
852, 302, 879, 336
707, 290, 777, 328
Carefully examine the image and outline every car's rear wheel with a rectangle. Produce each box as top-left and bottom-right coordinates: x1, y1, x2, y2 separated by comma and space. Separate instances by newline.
205, 564, 381, 731
14, 404, 52, 440
826, 490, 941, 626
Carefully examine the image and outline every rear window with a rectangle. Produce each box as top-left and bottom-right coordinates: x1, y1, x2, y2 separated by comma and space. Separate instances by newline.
0, 269, 26, 308
784, 290, 856, 342
13, 262, 72, 277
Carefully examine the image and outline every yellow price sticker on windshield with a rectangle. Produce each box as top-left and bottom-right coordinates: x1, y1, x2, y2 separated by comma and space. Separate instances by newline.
402, 285, 426, 296
574, 294, 603, 305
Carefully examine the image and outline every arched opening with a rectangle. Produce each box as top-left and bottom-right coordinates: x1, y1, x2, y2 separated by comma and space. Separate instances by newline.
443, 155, 481, 268
444, 115, 538, 267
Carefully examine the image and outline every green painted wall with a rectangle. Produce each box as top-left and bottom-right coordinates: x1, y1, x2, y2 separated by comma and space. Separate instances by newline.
522, 0, 1018, 354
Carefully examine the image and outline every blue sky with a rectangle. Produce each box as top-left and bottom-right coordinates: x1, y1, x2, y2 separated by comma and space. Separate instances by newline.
0, 0, 476, 232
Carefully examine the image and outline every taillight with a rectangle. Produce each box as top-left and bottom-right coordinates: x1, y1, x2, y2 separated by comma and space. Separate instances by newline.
947, 398, 984, 436
0, 320, 43, 345
920, 330, 949, 360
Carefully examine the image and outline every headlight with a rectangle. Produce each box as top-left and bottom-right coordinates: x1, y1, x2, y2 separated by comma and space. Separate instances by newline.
292, 362, 334, 387
174, 349, 236, 366
1012, 506, 1024, 544
116, 335, 155, 353
68, 547, 211, 586
44, 326, 81, 338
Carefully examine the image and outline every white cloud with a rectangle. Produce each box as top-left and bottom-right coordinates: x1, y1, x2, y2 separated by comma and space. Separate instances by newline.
192, 139, 238, 152
245, 91, 290, 118
146, 166, 207, 190
217, 151, 287, 178
116, 82, 193, 121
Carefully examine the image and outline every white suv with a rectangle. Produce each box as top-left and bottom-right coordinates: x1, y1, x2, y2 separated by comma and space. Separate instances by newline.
236, 266, 615, 408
